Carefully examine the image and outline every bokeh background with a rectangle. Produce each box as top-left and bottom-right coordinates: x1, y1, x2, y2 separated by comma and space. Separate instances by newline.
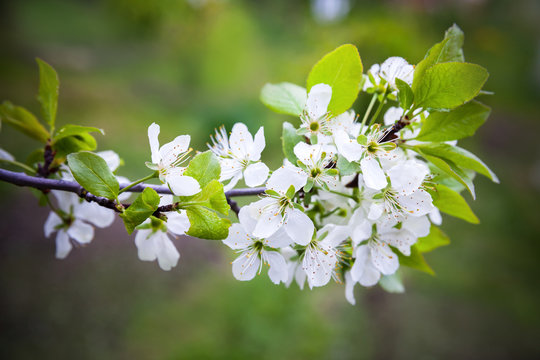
1, 0, 539, 358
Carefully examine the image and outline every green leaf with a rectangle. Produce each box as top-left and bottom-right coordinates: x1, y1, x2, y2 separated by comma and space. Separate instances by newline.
307, 44, 363, 116
413, 62, 488, 110
67, 151, 120, 199
397, 245, 434, 275
379, 273, 405, 293
412, 24, 465, 91
395, 78, 414, 110
336, 154, 360, 176
36, 58, 59, 132
180, 180, 229, 216
430, 184, 479, 224
417, 150, 476, 199
183, 151, 220, 188
0, 101, 49, 143
120, 188, 160, 234
186, 206, 231, 240
282, 122, 304, 164
53, 132, 97, 159
53, 124, 104, 143
416, 101, 490, 142
416, 225, 451, 253
260, 82, 307, 116
415, 143, 498, 183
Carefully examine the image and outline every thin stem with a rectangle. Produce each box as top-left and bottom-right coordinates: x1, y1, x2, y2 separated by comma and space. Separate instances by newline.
118, 172, 158, 194
0, 159, 37, 174
324, 188, 356, 200
360, 93, 378, 130
368, 93, 387, 127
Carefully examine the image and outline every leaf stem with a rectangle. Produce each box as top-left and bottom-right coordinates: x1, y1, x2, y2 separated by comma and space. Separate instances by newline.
360, 93, 378, 131
368, 92, 387, 127
118, 172, 158, 194
0, 159, 37, 174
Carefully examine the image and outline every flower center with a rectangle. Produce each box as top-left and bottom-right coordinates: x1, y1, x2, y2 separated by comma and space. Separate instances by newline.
309, 121, 320, 132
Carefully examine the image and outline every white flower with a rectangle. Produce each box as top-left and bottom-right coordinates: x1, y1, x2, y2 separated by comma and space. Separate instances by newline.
134, 195, 190, 271
298, 83, 333, 140
363, 57, 414, 92
44, 191, 115, 259
147, 122, 201, 196
293, 142, 338, 191
222, 207, 290, 283
301, 227, 340, 289
334, 125, 397, 191
209, 123, 269, 191
0, 148, 14, 161
249, 166, 314, 246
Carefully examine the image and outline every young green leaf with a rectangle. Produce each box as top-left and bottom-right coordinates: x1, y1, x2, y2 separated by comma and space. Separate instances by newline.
396, 245, 434, 275
430, 184, 479, 224
414, 62, 488, 110
36, 58, 59, 132
260, 82, 307, 116
415, 143, 498, 183
67, 151, 120, 199
180, 180, 229, 216
415, 101, 490, 142
53, 132, 97, 159
120, 187, 160, 234
307, 44, 363, 116
336, 154, 360, 176
282, 121, 304, 164
186, 206, 231, 240
416, 225, 451, 253
0, 101, 49, 143
183, 151, 221, 188
53, 124, 104, 143
395, 78, 414, 110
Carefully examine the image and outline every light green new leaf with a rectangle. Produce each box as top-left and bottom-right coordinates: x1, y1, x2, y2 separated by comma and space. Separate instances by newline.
36, 58, 59, 132
416, 101, 490, 142
413, 24, 465, 91
120, 188, 160, 234
415, 143, 498, 183
53, 124, 104, 143
0, 101, 49, 143
67, 151, 120, 199
282, 122, 304, 164
180, 180, 229, 216
396, 78, 414, 110
416, 225, 451, 253
260, 82, 307, 116
417, 150, 476, 199
397, 245, 434, 275
186, 206, 231, 240
183, 151, 221, 188
307, 44, 363, 116
430, 184, 479, 224
53, 132, 97, 159
336, 155, 360, 176
414, 62, 488, 110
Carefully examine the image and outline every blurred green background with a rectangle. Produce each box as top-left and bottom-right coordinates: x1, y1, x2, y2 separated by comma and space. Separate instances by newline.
1, 0, 539, 358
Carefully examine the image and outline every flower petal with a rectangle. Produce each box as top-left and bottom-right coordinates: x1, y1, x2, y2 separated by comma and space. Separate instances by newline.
159, 135, 191, 167
264, 251, 288, 284
135, 230, 157, 261
97, 150, 120, 172
167, 211, 190, 236
402, 215, 430, 238
266, 166, 307, 194
387, 160, 429, 195
344, 270, 356, 305
250, 127, 266, 161
166, 171, 201, 196
74, 201, 114, 228
284, 209, 314, 246
67, 219, 94, 244
232, 250, 261, 281
361, 156, 387, 190
155, 233, 180, 271
396, 189, 434, 217
244, 162, 269, 188
44, 211, 62, 238
148, 123, 161, 164
222, 223, 253, 250
252, 209, 284, 239
306, 83, 332, 119
55, 230, 72, 259
334, 130, 362, 162
229, 122, 253, 159
238, 206, 258, 235
379, 229, 417, 256
0, 148, 15, 161
370, 242, 399, 275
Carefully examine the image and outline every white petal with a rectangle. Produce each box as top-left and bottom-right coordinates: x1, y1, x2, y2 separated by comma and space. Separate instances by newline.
266, 166, 307, 194
249, 127, 266, 161
294, 263, 307, 290
237, 206, 258, 235
387, 160, 429, 195
148, 122, 161, 164
44, 211, 62, 238
55, 230, 72, 259
117, 176, 132, 202
344, 271, 356, 305
135, 230, 157, 261
52, 190, 78, 214
232, 250, 260, 281
265, 227, 294, 248
361, 156, 387, 190
159, 135, 191, 167
155, 233, 180, 271
370, 242, 399, 275
380, 229, 417, 256
322, 224, 350, 248
380, 57, 414, 87
402, 215, 431, 238
264, 251, 288, 284
222, 223, 253, 250
293, 142, 322, 165
229, 122, 253, 159
303, 244, 336, 289
159, 194, 174, 206
244, 162, 269, 187
368, 202, 385, 221
74, 201, 114, 228
166, 211, 190, 236
351, 219, 372, 245
396, 189, 434, 217
306, 83, 332, 119
358, 262, 382, 287
334, 130, 362, 162
0, 148, 15, 161
223, 172, 242, 192
252, 210, 284, 239
166, 171, 201, 196
383, 107, 403, 126
429, 208, 442, 226
97, 150, 120, 172
219, 158, 243, 182
67, 219, 94, 244
284, 209, 314, 246
352, 244, 383, 286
